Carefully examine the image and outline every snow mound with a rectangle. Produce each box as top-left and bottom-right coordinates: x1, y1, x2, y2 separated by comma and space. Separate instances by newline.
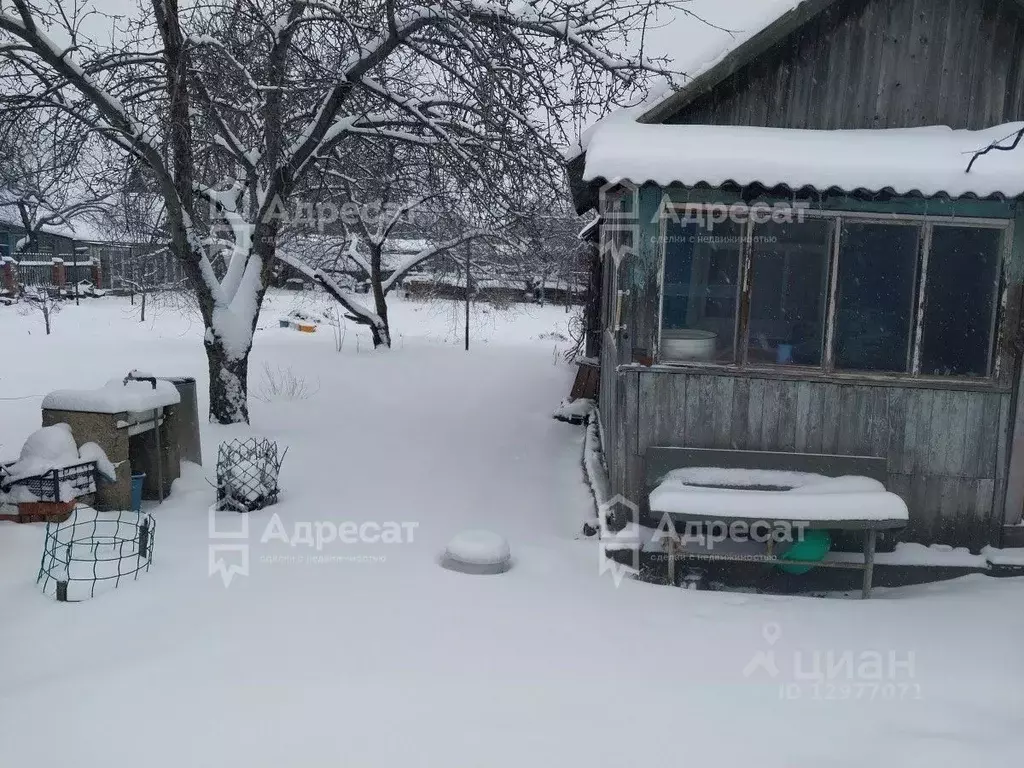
442, 530, 512, 574
78, 442, 117, 482
5, 423, 79, 481
553, 397, 595, 423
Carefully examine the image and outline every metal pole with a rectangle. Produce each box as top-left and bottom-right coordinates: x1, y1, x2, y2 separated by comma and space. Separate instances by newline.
464, 241, 470, 352
73, 249, 79, 306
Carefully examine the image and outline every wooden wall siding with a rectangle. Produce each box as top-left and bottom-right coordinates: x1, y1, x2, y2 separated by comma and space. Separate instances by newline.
669, 0, 1024, 131
630, 371, 1012, 546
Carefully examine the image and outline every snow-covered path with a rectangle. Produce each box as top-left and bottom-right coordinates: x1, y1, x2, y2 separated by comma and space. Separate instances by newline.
1, 294, 1023, 767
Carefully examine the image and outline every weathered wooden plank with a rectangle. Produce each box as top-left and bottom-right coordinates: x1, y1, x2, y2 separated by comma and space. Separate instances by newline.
636, 371, 656, 455
729, 377, 751, 450
712, 376, 736, 449
760, 379, 783, 450
937, 475, 962, 544
836, 386, 861, 455
905, 471, 932, 543
886, 388, 907, 471
623, 371, 639, 459
793, 381, 812, 453
863, 387, 890, 457
913, 389, 939, 476
962, 393, 990, 478
690, 375, 709, 448
746, 378, 766, 450
939, 391, 971, 477
775, 378, 798, 452
674, 0, 1024, 132
924, 475, 948, 544
651, 371, 687, 446
819, 383, 841, 454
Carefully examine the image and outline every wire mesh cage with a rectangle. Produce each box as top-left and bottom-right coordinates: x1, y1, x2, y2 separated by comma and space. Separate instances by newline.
215, 438, 287, 513
37, 506, 155, 602
0, 460, 97, 503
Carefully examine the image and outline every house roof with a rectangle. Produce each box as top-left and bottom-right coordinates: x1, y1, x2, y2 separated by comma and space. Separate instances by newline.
584, 122, 1024, 199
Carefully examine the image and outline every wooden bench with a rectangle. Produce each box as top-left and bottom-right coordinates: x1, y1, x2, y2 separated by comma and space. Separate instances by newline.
645, 447, 909, 598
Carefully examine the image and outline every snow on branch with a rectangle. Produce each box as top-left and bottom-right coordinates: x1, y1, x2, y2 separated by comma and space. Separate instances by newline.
381, 229, 504, 295
275, 247, 385, 332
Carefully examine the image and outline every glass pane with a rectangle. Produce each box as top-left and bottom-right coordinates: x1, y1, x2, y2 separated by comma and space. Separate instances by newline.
746, 219, 831, 366
661, 217, 742, 362
920, 226, 1002, 377
835, 223, 920, 372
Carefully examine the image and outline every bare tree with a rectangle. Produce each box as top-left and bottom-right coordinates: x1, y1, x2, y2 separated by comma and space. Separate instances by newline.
278, 137, 510, 347
0, 109, 117, 253
19, 284, 61, 334
0, 0, 691, 423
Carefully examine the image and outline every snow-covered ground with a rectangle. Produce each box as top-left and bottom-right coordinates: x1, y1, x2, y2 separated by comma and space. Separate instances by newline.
1, 292, 1023, 767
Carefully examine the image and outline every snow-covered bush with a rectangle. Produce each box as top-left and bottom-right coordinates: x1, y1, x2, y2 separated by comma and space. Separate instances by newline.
252, 364, 319, 403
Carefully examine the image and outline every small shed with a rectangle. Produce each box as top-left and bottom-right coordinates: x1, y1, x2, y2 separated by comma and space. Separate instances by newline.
567, 0, 1024, 549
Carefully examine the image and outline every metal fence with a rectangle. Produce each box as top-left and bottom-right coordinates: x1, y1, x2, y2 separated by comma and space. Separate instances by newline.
93, 246, 186, 290
2, 247, 187, 292
11, 259, 55, 287
1, 255, 98, 289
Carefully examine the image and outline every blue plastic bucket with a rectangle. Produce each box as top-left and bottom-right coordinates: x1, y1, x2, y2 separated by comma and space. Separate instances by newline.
130, 473, 146, 512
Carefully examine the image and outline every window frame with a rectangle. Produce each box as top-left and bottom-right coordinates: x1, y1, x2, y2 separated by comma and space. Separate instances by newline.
657, 203, 1014, 384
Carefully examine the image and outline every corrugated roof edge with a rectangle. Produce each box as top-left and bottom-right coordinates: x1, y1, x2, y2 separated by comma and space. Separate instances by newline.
583, 177, 1020, 203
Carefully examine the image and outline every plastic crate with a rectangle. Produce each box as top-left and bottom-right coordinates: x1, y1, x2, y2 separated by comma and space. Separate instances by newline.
0, 461, 98, 503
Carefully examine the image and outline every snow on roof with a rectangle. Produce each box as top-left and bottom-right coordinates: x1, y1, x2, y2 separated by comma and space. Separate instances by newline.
42, 379, 181, 414
583, 122, 1024, 199
0, 207, 78, 240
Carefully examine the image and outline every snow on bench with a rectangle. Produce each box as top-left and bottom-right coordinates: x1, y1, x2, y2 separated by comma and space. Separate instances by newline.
642, 449, 910, 598
649, 467, 909, 526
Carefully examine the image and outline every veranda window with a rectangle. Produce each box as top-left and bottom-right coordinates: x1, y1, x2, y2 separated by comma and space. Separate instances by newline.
918, 226, 1003, 377
658, 205, 1008, 380
660, 217, 742, 362
833, 223, 920, 373
746, 219, 832, 367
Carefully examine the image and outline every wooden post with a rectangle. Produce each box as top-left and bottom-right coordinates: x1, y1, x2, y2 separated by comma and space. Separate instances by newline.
464, 241, 470, 352
862, 528, 877, 599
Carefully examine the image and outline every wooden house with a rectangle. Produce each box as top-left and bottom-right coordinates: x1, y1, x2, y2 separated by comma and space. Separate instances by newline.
567, 0, 1024, 549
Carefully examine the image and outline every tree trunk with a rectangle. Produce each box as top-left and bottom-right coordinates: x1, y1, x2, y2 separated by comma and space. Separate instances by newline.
205, 337, 250, 424
369, 245, 391, 348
